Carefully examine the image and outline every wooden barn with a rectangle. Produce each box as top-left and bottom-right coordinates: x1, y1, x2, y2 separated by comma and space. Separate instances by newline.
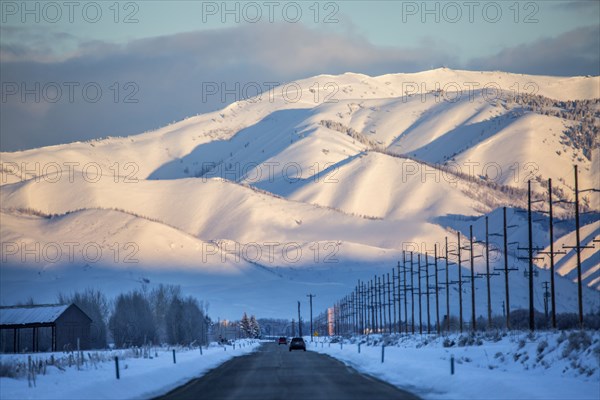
0, 304, 92, 353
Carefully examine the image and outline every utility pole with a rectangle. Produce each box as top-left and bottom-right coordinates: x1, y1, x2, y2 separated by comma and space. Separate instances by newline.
517, 180, 546, 331
548, 179, 556, 328
370, 279, 375, 333
425, 252, 431, 334
307, 294, 316, 341
470, 225, 477, 331
298, 301, 302, 337
492, 207, 518, 329
485, 217, 492, 328
561, 166, 598, 329
386, 270, 396, 333
434, 244, 441, 334
410, 252, 415, 334
527, 180, 535, 331
373, 275, 378, 332
458, 232, 463, 332
574, 165, 583, 328
417, 253, 423, 334
542, 281, 550, 322
503, 207, 510, 329
396, 261, 403, 334
445, 237, 450, 332
392, 268, 398, 333
537, 178, 567, 329
403, 251, 409, 335
477, 216, 499, 329
379, 276, 385, 333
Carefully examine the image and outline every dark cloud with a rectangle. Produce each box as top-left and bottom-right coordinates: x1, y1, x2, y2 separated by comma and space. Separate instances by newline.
1, 23, 457, 151
551, 1, 600, 12
1, 23, 598, 152
468, 26, 600, 77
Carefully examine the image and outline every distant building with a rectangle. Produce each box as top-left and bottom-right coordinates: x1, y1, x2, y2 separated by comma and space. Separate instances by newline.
0, 304, 92, 353
328, 307, 335, 336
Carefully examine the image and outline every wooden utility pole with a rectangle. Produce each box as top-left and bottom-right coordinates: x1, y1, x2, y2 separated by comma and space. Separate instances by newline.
485, 217, 492, 327
425, 252, 431, 334
458, 232, 463, 333
403, 252, 409, 334
379, 276, 384, 332
386, 273, 392, 334
298, 301, 302, 337
548, 179, 557, 328
445, 237, 450, 332
307, 294, 316, 340
574, 165, 583, 328
396, 261, 403, 333
478, 216, 499, 329
392, 268, 398, 333
542, 281, 550, 322
410, 252, 415, 334
434, 244, 441, 334
500, 207, 512, 329
470, 225, 477, 331
503, 208, 510, 328
537, 179, 567, 329
528, 181, 535, 331
561, 165, 597, 328
417, 254, 423, 334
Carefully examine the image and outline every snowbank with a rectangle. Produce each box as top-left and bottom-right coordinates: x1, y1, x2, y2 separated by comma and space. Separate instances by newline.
309, 331, 600, 400
0, 340, 259, 400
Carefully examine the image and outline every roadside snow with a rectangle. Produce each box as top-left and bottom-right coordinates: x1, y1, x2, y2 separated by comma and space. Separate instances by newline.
0, 340, 259, 400
309, 331, 600, 400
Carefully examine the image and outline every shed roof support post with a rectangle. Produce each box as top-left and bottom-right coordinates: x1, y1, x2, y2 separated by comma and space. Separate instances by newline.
52, 325, 56, 352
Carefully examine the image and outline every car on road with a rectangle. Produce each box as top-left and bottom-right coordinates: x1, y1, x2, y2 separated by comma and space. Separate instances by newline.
289, 337, 306, 352
277, 337, 287, 345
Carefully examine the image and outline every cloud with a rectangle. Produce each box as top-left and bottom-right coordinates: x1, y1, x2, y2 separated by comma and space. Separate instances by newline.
1, 23, 456, 151
467, 26, 600, 77
551, 1, 600, 12
1, 23, 598, 152
0, 26, 83, 62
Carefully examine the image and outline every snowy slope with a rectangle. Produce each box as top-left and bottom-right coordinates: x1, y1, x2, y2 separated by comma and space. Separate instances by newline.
1, 68, 598, 318
541, 220, 600, 290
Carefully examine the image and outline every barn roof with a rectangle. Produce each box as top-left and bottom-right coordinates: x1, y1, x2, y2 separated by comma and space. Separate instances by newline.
0, 304, 71, 325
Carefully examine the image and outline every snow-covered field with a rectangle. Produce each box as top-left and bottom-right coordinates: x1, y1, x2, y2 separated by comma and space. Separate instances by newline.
0, 340, 259, 400
309, 331, 600, 400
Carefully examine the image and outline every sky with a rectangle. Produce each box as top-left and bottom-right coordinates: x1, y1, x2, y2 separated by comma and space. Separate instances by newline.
1, 0, 599, 151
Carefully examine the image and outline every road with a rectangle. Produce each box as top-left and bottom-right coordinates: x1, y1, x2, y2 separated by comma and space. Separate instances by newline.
158, 342, 420, 400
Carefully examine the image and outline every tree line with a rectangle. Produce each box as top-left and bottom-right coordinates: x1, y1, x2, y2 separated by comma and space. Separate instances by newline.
57, 285, 210, 348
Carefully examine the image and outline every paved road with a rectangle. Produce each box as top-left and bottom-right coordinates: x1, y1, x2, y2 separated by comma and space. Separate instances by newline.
158, 342, 420, 400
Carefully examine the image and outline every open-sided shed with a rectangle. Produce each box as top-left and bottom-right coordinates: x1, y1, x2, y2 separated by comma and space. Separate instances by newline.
0, 304, 92, 353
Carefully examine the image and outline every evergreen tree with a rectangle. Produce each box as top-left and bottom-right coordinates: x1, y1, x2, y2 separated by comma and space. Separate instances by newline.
240, 312, 252, 337
249, 315, 261, 338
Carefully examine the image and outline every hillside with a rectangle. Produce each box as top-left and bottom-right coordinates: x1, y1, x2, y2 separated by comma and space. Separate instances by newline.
1, 68, 598, 318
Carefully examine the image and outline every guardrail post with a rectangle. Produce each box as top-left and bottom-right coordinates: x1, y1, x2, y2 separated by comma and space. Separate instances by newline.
115, 356, 120, 379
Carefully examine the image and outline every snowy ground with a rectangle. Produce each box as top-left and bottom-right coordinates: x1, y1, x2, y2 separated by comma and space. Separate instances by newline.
308, 331, 600, 400
0, 340, 259, 400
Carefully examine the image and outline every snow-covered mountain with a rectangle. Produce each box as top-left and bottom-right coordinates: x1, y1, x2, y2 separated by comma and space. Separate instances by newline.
1, 68, 598, 319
